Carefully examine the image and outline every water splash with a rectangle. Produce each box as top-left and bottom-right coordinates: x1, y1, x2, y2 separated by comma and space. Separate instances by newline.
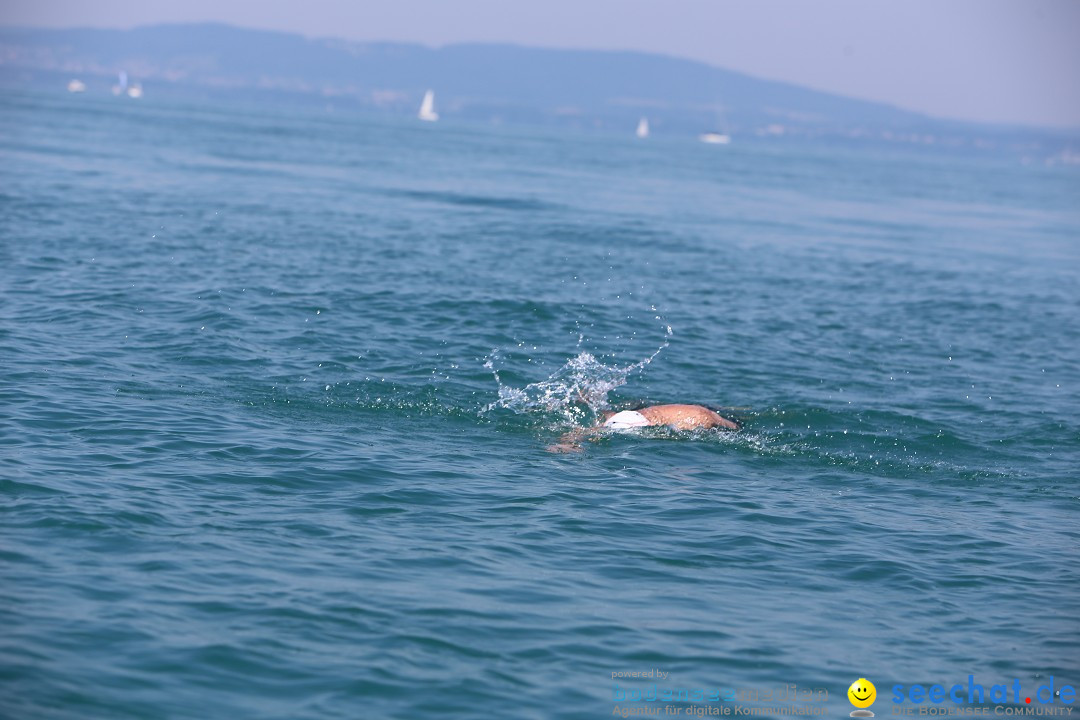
483, 327, 671, 421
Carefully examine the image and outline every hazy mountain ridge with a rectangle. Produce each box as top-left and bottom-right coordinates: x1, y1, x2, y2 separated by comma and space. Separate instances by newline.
1, 22, 1075, 150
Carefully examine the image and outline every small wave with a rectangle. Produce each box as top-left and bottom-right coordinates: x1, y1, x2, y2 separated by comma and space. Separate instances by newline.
380, 188, 559, 212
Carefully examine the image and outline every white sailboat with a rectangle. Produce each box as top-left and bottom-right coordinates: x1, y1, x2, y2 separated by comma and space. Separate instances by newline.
67, 79, 86, 93
700, 103, 732, 144
417, 90, 439, 122
636, 117, 649, 139
112, 71, 128, 96
699, 132, 731, 145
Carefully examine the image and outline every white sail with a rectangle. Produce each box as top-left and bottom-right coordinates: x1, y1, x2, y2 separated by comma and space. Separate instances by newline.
636, 117, 649, 139
418, 90, 439, 122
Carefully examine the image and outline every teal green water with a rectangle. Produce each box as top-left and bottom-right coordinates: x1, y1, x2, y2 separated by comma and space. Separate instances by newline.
1, 91, 1078, 719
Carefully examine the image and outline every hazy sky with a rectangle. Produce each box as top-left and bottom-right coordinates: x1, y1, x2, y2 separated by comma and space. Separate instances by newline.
4, 0, 1079, 128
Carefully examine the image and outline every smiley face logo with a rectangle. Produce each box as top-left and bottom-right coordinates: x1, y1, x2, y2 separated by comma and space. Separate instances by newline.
848, 678, 877, 716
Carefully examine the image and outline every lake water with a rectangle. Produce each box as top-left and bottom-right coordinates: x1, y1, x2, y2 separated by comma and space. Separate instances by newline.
2, 91, 1078, 719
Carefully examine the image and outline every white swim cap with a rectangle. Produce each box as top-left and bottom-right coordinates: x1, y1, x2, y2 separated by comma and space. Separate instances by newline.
603, 410, 651, 430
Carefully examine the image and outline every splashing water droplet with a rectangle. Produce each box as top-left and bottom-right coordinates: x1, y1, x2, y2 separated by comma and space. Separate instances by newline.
482, 333, 670, 421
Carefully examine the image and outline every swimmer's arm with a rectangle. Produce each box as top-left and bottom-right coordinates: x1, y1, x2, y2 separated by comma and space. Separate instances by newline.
546, 426, 603, 454
708, 412, 741, 430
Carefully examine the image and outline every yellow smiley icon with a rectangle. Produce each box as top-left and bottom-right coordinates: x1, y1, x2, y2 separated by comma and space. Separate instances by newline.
848, 678, 877, 711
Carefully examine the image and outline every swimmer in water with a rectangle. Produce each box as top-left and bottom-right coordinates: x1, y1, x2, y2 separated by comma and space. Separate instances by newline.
547, 403, 740, 453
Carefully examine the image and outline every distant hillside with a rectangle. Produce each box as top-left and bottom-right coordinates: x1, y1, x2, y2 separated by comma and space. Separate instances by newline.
0, 23, 1073, 149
